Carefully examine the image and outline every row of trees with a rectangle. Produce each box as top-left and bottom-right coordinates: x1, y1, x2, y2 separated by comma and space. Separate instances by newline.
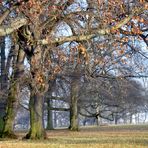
0, 0, 148, 139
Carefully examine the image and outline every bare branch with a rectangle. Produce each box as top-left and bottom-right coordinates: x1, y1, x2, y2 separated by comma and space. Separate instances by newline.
48, 107, 70, 111
39, 8, 144, 45
0, 18, 28, 36
0, 5, 18, 25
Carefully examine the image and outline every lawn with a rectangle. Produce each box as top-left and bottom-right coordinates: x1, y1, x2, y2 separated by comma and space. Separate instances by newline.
0, 124, 148, 148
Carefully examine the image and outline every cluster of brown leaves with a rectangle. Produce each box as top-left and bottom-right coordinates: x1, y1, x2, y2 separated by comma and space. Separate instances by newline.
35, 72, 46, 90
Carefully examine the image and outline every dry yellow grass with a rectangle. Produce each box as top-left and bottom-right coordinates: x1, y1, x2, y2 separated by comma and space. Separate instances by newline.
0, 143, 148, 148
0, 124, 148, 148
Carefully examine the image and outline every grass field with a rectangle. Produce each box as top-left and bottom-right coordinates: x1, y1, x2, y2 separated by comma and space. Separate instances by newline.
0, 124, 148, 148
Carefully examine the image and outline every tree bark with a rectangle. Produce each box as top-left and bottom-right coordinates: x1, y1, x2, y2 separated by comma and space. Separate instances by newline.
1, 81, 19, 138
19, 22, 51, 139
25, 44, 47, 139
1, 47, 24, 138
54, 110, 57, 128
69, 81, 79, 131
25, 90, 46, 139
0, 37, 6, 133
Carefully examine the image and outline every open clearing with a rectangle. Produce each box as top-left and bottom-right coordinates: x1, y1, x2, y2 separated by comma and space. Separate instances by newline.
0, 124, 148, 148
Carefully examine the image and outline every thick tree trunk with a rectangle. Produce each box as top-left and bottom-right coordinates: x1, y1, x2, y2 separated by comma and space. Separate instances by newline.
0, 46, 24, 138
23, 35, 48, 139
25, 91, 46, 139
69, 81, 79, 131
1, 82, 19, 138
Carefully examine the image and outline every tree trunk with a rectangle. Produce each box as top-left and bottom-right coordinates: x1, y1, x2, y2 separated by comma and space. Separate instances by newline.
96, 116, 102, 126
137, 113, 140, 124
25, 90, 46, 139
0, 37, 7, 133
143, 112, 147, 123
0, 37, 7, 89
24, 37, 48, 139
69, 81, 79, 131
123, 115, 127, 124
1, 82, 19, 138
0, 46, 24, 138
46, 98, 53, 130
130, 114, 133, 124
0, 103, 5, 133
96, 105, 101, 126
54, 110, 57, 128
114, 115, 118, 125
46, 80, 55, 130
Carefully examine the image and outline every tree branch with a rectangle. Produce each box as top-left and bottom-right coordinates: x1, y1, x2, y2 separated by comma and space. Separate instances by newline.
0, 7, 144, 42
39, 8, 144, 45
0, 18, 28, 36
0, 1, 27, 25
92, 74, 148, 79
0, 5, 18, 25
48, 107, 70, 111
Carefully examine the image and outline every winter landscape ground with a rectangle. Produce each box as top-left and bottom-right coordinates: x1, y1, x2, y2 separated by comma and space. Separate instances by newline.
0, 125, 148, 148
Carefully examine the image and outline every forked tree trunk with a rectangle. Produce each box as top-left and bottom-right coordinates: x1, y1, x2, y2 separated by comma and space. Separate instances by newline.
25, 90, 46, 139
23, 34, 48, 139
69, 81, 79, 131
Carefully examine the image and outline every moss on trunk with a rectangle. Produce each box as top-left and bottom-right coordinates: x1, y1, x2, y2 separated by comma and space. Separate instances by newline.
0, 46, 25, 139
0, 82, 18, 138
0, 118, 4, 133
25, 120, 46, 139
25, 91, 46, 139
